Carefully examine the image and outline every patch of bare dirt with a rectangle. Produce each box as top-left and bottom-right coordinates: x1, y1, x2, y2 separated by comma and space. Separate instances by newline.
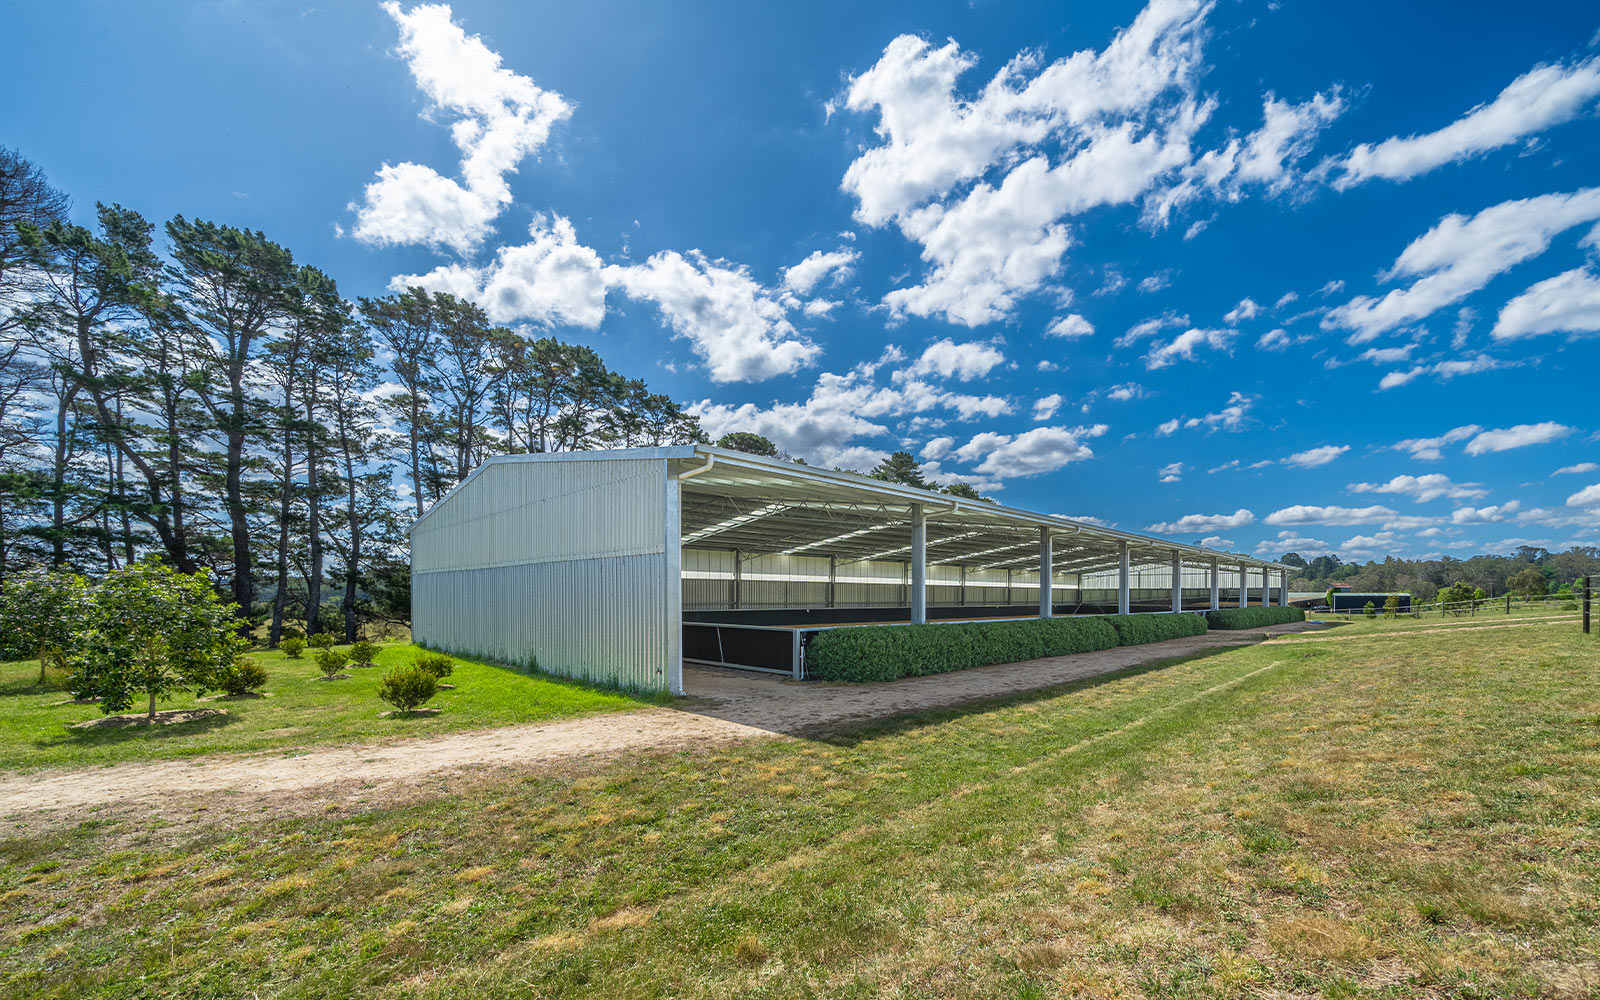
69, 708, 227, 730
0, 621, 1324, 835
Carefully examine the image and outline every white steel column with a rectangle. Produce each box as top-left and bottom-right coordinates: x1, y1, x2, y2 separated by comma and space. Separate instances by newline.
910, 502, 927, 624
1118, 541, 1131, 615
1238, 564, 1249, 607
1209, 557, 1220, 610
1262, 567, 1271, 606
1280, 568, 1289, 607
1038, 527, 1052, 618
1170, 550, 1183, 613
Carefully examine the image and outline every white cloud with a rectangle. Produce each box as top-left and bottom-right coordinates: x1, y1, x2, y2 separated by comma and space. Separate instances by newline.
1568, 483, 1600, 507
1332, 57, 1600, 189
1032, 393, 1063, 421
1158, 461, 1183, 483
1450, 501, 1522, 525
1393, 424, 1480, 462
1223, 297, 1260, 324
1464, 422, 1574, 455
1146, 508, 1256, 534
955, 424, 1109, 478
1183, 390, 1253, 432
1197, 535, 1233, 548
1283, 444, 1349, 468
1138, 273, 1172, 293
1323, 187, 1600, 343
1492, 266, 1600, 340
1274, 291, 1299, 309
1053, 513, 1115, 528
394, 212, 607, 327
1348, 474, 1487, 503
1265, 504, 1398, 526
1105, 382, 1145, 401
895, 339, 1006, 381
690, 357, 1013, 467
351, 2, 572, 253
1256, 328, 1290, 351
1115, 310, 1188, 347
1554, 463, 1598, 476
921, 436, 955, 461
1318, 279, 1345, 297
1044, 313, 1095, 338
1147, 88, 1346, 222
1376, 353, 1511, 390
1145, 327, 1235, 368
1263, 530, 1333, 556
783, 248, 860, 295
1155, 418, 1180, 436
610, 251, 820, 382
841, 3, 1218, 326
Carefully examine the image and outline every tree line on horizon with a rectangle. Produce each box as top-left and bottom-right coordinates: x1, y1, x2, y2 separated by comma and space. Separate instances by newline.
1279, 545, 1599, 604
0, 148, 705, 642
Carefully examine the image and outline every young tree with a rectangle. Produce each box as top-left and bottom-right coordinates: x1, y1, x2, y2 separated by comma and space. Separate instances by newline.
166, 217, 296, 623
72, 560, 244, 721
0, 569, 91, 684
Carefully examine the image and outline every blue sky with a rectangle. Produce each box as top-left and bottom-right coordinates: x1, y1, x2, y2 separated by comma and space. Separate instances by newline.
7, 0, 1600, 562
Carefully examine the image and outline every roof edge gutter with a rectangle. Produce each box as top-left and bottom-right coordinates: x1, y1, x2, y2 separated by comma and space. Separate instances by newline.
676, 454, 716, 481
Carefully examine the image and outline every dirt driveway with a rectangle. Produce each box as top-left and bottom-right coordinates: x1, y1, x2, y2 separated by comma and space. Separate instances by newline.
0, 622, 1324, 834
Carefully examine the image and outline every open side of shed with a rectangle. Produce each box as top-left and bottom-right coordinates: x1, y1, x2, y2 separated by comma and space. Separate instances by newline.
409, 446, 1290, 694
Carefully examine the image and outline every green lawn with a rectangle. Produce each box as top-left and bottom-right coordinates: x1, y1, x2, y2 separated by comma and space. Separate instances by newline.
0, 643, 656, 772
2, 619, 1597, 997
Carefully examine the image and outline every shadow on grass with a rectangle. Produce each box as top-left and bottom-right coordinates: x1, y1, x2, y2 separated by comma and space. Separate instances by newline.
33, 706, 238, 753
808, 645, 1255, 748
427, 646, 679, 707
0, 666, 70, 699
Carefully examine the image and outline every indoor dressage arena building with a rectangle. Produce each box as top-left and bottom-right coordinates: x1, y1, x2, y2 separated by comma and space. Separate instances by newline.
409, 446, 1290, 694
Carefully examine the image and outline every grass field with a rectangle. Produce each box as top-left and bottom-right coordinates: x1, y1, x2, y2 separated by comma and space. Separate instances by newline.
2, 620, 1598, 998
0, 643, 655, 772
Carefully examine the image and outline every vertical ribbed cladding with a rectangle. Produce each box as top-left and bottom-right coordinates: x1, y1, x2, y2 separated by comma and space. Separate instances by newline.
410, 456, 673, 692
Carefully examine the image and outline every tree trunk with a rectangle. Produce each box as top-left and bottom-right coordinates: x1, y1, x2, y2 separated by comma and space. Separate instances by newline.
409, 392, 424, 517
147, 689, 157, 722
306, 395, 323, 634
269, 431, 294, 647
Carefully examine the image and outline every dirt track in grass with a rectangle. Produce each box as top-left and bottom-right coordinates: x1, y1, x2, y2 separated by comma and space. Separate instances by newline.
0, 621, 1325, 834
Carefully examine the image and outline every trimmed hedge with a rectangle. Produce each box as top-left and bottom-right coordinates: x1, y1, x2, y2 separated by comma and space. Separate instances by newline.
1205, 606, 1305, 630
806, 612, 1209, 683
807, 616, 1119, 682
1102, 612, 1207, 646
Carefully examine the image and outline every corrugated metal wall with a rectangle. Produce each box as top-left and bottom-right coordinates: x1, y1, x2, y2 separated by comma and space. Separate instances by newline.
412, 457, 680, 693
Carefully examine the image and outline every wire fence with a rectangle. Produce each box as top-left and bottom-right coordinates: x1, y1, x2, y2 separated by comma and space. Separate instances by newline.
1315, 581, 1594, 633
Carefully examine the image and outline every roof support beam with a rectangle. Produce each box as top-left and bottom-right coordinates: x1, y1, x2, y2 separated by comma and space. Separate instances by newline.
1171, 549, 1183, 614
1239, 564, 1250, 608
1038, 527, 1053, 619
910, 503, 927, 625
1118, 541, 1131, 615
1209, 556, 1220, 611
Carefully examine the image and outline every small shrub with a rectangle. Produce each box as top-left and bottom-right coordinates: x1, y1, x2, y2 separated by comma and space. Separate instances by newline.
308, 632, 337, 650
1364, 601, 1378, 618
414, 651, 455, 681
279, 626, 305, 642
279, 637, 306, 659
313, 647, 349, 679
378, 664, 437, 713
219, 656, 269, 696
1383, 594, 1400, 618
348, 641, 380, 667
1205, 607, 1306, 630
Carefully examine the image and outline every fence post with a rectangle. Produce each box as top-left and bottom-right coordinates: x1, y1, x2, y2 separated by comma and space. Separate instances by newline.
1584, 575, 1591, 635
1505, 594, 1511, 615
